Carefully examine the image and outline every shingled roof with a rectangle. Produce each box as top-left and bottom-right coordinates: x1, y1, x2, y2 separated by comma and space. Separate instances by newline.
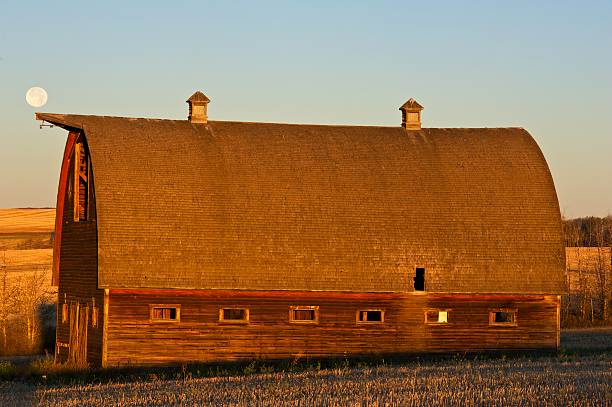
399, 98, 424, 110
186, 91, 210, 103
37, 112, 566, 294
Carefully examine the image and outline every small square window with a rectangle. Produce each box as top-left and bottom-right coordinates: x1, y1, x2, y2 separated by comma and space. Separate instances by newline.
356, 310, 384, 324
489, 309, 517, 326
289, 306, 319, 323
407, 112, 420, 122
425, 310, 448, 324
219, 308, 249, 323
150, 304, 180, 322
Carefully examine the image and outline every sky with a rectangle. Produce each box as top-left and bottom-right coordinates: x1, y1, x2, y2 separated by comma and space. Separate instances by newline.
0, 1, 610, 217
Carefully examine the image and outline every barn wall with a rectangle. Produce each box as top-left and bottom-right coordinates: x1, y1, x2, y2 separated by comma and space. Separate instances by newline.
55, 142, 104, 366
105, 290, 558, 366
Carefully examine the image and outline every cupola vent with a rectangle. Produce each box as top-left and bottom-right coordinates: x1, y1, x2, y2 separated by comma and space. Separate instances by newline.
399, 98, 423, 130
187, 91, 210, 124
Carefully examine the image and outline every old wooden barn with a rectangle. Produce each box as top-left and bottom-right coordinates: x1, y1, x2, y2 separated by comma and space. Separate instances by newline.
37, 92, 566, 367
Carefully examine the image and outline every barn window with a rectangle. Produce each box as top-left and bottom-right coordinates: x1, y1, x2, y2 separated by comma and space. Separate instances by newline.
219, 308, 249, 323
425, 310, 448, 324
356, 310, 384, 323
489, 309, 517, 326
289, 306, 319, 323
150, 305, 180, 322
73, 140, 92, 222
414, 267, 425, 291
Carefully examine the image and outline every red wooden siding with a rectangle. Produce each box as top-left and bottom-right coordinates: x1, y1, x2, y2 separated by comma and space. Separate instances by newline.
105, 290, 558, 367
52, 131, 77, 286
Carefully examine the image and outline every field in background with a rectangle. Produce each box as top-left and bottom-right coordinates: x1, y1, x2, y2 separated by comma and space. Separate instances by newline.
0, 209, 56, 356
0, 208, 55, 234
2, 249, 53, 273
0, 208, 55, 251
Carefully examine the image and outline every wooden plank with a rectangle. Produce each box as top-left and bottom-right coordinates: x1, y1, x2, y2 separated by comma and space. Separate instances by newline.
73, 142, 81, 222
52, 131, 77, 286
556, 295, 561, 349
102, 289, 109, 368
112, 288, 409, 300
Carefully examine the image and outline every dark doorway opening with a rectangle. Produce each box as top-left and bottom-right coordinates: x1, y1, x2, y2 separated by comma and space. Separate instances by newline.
414, 268, 425, 291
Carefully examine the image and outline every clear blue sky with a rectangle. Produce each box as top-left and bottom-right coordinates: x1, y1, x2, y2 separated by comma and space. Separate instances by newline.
1, 1, 610, 217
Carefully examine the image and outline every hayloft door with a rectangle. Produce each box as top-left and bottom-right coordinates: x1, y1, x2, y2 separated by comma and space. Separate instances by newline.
68, 303, 88, 365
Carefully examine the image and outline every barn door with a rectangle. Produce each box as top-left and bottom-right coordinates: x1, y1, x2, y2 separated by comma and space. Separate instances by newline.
68, 302, 88, 366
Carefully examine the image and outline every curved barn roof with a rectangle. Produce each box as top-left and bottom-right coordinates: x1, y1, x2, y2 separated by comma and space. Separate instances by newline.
38, 113, 565, 294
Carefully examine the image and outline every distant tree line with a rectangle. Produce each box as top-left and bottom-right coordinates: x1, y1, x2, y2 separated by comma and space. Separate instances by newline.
564, 216, 612, 247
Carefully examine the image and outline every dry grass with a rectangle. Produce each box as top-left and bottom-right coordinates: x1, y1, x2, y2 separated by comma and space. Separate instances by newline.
0, 329, 609, 406
2, 249, 53, 270
13, 354, 612, 406
1, 241, 56, 358
0, 233, 53, 251
0, 208, 55, 251
0, 249, 56, 311
0, 209, 55, 234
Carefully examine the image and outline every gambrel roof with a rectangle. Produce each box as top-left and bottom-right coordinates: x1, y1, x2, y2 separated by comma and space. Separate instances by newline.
37, 112, 566, 294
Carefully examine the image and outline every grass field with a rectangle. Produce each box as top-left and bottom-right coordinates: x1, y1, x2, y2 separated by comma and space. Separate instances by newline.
0, 208, 55, 251
2, 249, 53, 272
1, 329, 609, 406
0, 209, 56, 358
0, 209, 55, 234
0, 247, 55, 317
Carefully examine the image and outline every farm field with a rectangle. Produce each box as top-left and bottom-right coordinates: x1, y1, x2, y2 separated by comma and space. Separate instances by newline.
0, 208, 54, 277
0, 208, 55, 234
2, 249, 53, 273
0, 209, 56, 357
1, 328, 610, 406
0, 208, 55, 251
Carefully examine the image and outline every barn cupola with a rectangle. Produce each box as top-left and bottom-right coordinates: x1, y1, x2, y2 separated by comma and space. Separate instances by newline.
187, 91, 210, 124
399, 98, 424, 130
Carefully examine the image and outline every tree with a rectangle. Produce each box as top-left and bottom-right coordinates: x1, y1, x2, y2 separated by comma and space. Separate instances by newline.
14, 265, 54, 352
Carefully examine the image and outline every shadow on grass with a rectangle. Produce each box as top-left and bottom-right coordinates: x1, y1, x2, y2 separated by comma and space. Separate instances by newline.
1, 343, 609, 387
1, 328, 609, 385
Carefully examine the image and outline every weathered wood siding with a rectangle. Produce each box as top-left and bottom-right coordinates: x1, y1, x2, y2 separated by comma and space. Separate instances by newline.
425, 294, 558, 351
55, 140, 104, 366
106, 290, 558, 366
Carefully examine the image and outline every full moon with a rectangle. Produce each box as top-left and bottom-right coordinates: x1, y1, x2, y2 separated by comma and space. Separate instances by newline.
26, 87, 48, 107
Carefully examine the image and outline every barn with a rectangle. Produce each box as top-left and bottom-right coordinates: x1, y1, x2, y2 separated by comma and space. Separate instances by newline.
36, 92, 566, 367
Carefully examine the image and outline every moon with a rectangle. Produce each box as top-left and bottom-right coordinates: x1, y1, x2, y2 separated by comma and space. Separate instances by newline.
26, 87, 48, 107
